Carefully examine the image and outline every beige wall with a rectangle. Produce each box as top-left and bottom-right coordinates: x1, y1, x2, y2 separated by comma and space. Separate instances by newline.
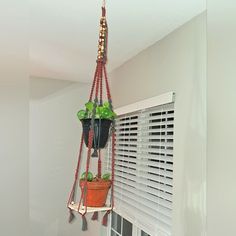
0, 84, 29, 236
207, 1, 236, 236
110, 13, 207, 236
30, 82, 107, 236
0, 3, 29, 236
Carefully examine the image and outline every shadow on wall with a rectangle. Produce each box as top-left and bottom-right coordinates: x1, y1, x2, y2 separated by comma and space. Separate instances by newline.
30, 76, 76, 101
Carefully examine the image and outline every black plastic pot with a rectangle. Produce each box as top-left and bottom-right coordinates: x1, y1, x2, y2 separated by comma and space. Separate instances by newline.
81, 119, 112, 149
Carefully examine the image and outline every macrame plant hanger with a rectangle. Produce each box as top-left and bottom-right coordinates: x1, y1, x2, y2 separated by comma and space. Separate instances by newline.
67, 0, 115, 231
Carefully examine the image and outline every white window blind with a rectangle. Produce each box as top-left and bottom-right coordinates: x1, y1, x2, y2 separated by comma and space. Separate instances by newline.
105, 94, 175, 236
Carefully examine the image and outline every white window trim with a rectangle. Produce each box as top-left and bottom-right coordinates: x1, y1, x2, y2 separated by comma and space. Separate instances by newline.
115, 92, 175, 116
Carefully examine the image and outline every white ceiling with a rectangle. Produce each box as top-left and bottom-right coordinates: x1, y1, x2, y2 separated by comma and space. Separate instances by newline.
30, 0, 206, 83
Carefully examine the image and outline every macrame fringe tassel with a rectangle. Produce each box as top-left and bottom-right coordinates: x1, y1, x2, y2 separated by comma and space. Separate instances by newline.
82, 215, 88, 231
91, 149, 98, 157
68, 210, 75, 223
91, 211, 98, 221
102, 210, 110, 227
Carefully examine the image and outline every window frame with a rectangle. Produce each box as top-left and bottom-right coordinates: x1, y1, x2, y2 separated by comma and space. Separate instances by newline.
108, 211, 151, 236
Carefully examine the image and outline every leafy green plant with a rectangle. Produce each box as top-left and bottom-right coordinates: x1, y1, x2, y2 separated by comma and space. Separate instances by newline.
77, 101, 117, 120
80, 171, 111, 182
80, 171, 94, 182
102, 173, 111, 181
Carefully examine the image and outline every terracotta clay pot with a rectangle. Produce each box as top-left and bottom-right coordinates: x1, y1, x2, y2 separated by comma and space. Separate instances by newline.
80, 180, 111, 207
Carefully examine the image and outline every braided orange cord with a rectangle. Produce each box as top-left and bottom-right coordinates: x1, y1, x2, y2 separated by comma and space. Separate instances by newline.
78, 129, 94, 215
67, 133, 84, 208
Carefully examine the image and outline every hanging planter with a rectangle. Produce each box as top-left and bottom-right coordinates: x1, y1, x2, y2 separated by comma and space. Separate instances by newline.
67, 2, 116, 231
81, 118, 112, 149
77, 101, 116, 149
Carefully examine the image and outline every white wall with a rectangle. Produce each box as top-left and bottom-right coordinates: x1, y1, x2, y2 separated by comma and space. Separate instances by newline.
110, 13, 206, 236
0, 1, 29, 235
30, 83, 107, 236
30, 77, 75, 100
207, 1, 236, 236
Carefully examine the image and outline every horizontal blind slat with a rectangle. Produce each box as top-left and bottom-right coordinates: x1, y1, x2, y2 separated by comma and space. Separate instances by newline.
114, 183, 172, 213
111, 151, 173, 162
114, 190, 172, 226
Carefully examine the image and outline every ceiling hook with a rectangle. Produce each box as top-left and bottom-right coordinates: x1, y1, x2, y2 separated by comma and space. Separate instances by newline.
102, 0, 106, 8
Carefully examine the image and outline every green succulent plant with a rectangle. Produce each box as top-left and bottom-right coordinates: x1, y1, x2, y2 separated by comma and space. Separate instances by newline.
77, 101, 117, 120
80, 171, 111, 182
102, 173, 111, 181
80, 171, 94, 182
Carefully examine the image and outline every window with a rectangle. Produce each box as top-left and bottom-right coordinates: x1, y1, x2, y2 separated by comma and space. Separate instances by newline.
111, 212, 133, 236
110, 212, 151, 236
106, 92, 175, 236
